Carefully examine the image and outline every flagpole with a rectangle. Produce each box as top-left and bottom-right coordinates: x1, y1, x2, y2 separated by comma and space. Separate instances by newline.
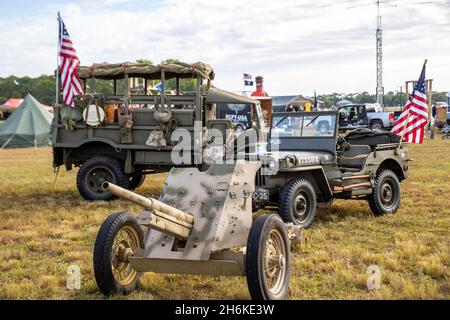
396, 112, 410, 152
56, 12, 61, 105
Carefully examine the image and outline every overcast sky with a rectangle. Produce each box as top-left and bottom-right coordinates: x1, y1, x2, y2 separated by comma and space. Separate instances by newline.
0, 0, 449, 95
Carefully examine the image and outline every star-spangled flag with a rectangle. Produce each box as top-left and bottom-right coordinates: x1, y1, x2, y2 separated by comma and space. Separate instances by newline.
58, 13, 83, 107
243, 73, 252, 80
391, 62, 429, 144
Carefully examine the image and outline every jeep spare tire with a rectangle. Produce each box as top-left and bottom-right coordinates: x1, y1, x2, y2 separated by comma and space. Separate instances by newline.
77, 156, 128, 201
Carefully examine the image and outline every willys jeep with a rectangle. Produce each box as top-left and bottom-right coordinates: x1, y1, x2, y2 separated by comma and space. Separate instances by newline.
51, 61, 266, 200
253, 111, 410, 228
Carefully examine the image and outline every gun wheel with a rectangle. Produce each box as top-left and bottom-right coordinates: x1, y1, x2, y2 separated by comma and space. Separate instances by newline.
94, 212, 143, 295
111, 225, 140, 286
246, 214, 290, 300
264, 228, 287, 294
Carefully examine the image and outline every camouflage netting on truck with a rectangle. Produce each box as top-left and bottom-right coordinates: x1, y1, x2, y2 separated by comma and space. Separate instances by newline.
78, 61, 215, 80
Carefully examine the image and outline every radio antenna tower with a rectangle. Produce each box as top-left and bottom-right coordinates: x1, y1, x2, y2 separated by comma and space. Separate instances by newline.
322, 0, 433, 107
376, 0, 384, 105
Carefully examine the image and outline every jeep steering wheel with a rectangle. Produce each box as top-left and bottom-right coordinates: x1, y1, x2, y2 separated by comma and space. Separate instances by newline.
336, 134, 349, 155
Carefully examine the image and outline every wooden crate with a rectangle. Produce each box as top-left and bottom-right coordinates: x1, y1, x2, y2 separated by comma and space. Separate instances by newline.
436, 107, 447, 122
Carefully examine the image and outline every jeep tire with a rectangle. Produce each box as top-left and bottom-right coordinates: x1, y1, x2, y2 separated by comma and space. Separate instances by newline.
278, 179, 317, 229
368, 169, 401, 216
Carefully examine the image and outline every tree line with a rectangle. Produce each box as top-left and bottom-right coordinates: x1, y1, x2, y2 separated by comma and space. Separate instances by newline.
318, 91, 449, 108
0, 73, 448, 108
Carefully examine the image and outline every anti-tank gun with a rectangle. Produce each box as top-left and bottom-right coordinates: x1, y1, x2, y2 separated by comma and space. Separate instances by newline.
93, 161, 303, 300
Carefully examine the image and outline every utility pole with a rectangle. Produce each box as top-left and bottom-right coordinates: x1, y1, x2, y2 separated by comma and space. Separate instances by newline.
375, 0, 384, 106
323, 0, 432, 108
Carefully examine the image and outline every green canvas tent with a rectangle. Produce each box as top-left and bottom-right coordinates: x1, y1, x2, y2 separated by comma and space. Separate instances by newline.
0, 94, 53, 149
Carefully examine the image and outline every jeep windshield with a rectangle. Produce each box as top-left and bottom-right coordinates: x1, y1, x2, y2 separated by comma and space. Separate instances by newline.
269, 112, 338, 152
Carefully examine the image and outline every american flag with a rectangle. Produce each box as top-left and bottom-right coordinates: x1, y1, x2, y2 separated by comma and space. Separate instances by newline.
391, 62, 429, 144
58, 14, 83, 107
243, 73, 252, 80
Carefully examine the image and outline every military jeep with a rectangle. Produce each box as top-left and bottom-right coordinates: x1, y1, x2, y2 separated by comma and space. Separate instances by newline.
253, 111, 410, 228
52, 61, 265, 200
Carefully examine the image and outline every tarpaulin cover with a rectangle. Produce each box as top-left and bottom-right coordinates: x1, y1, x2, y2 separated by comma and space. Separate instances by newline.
78, 61, 215, 81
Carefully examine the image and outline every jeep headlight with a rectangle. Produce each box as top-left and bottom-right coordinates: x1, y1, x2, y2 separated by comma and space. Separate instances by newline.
268, 158, 276, 170
262, 157, 278, 175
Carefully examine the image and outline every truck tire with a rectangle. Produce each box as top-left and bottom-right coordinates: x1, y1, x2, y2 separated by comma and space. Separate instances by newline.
246, 214, 290, 300
370, 120, 383, 130
368, 169, 401, 216
77, 156, 128, 201
128, 172, 146, 190
93, 211, 143, 296
278, 179, 317, 229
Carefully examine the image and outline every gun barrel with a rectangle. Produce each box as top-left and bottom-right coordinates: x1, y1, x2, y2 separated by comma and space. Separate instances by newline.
102, 182, 194, 225
137, 210, 192, 240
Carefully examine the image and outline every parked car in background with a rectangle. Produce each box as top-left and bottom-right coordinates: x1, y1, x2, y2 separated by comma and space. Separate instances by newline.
336, 104, 369, 131
336, 104, 395, 131
364, 103, 383, 113
366, 109, 395, 130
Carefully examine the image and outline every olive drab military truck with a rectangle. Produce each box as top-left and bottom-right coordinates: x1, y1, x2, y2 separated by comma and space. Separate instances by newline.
253, 111, 410, 229
51, 61, 266, 200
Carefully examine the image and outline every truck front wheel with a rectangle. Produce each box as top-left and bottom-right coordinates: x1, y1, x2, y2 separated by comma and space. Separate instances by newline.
278, 179, 317, 229
77, 156, 128, 201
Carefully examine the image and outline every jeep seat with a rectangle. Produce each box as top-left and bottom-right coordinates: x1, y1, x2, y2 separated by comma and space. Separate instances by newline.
339, 145, 371, 172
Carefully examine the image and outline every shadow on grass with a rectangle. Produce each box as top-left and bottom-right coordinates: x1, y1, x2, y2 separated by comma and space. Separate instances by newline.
255, 199, 375, 228
314, 199, 374, 226
0, 189, 121, 213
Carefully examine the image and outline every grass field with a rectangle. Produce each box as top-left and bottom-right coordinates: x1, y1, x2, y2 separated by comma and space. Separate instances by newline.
0, 140, 449, 300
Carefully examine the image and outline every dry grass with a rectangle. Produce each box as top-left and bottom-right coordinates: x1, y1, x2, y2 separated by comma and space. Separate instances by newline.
0, 140, 449, 300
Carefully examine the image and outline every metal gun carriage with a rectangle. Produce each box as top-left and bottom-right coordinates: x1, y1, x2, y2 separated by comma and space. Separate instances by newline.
94, 161, 303, 300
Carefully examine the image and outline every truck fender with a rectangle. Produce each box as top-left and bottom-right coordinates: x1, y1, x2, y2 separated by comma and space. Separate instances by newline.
280, 166, 333, 202
310, 167, 333, 202
72, 138, 120, 150
376, 158, 406, 181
